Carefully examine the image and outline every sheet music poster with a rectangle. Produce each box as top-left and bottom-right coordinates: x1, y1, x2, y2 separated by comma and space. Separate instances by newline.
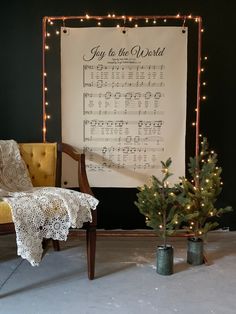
61, 27, 188, 187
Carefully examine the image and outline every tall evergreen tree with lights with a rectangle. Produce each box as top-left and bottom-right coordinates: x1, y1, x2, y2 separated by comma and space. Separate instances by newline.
180, 137, 232, 239
135, 158, 185, 247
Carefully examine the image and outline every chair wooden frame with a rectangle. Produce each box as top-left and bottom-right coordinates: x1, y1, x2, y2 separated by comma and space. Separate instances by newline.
0, 142, 97, 280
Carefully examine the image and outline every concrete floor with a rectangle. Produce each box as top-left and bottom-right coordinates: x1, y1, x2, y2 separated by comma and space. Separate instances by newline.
0, 231, 236, 314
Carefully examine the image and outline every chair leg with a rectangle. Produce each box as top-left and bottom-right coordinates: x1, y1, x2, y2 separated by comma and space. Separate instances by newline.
86, 226, 96, 280
52, 239, 60, 251
42, 238, 49, 250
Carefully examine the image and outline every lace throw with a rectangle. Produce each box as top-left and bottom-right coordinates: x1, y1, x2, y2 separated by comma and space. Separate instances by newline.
0, 139, 33, 192
0, 140, 98, 266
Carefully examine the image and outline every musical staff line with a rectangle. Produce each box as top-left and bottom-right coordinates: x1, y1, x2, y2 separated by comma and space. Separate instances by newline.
84, 146, 164, 154
86, 162, 162, 171
83, 64, 165, 71
84, 119, 163, 128
84, 91, 163, 99
84, 81, 165, 88
84, 110, 164, 116
84, 136, 164, 143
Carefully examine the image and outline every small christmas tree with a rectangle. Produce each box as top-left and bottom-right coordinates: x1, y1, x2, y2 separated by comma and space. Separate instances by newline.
135, 158, 184, 247
180, 137, 232, 239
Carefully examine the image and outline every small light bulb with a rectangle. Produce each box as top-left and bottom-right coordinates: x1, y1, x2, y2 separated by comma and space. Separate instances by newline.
145, 18, 149, 23
129, 17, 132, 22
97, 22, 101, 26
199, 231, 202, 235
50, 21, 54, 25
47, 32, 50, 37
85, 14, 90, 19
112, 14, 115, 17
45, 102, 48, 106
56, 30, 60, 35
44, 87, 48, 91
201, 68, 204, 72
159, 225, 163, 229
153, 19, 156, 24
47, 115, 51, 119
80, 18, 84, 22
44, 72, 47, 76
108, 14, 111, 18
164, 19, 167, 22
201, 28, 204, 32
135, 24, 138, 28
45, 45, 49, 50
116, 24, 120, 28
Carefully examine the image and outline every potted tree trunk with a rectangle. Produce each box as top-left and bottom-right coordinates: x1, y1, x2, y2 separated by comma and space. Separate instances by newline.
135, 158, 185, 275
179, 137, 232, 265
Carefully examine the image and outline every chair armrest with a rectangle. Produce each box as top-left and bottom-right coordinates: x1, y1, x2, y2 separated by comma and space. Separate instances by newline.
58, 143, 97, 227
59, 143, 93, 196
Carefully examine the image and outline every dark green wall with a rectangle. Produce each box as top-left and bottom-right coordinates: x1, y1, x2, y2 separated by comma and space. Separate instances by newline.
1, 0, 235, 229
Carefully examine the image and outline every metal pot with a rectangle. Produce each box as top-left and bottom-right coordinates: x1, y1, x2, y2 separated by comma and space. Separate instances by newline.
187, 237, 204, 265
156, 244, 173, 275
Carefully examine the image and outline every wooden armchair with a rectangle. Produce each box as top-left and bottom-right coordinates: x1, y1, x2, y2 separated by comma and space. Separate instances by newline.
0, 142, 97, 280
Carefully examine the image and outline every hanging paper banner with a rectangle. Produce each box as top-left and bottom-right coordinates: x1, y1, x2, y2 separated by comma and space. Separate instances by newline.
61, 26, 187, 187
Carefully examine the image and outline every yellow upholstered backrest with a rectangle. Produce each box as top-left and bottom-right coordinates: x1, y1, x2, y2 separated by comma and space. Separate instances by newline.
19, 143, 57, 187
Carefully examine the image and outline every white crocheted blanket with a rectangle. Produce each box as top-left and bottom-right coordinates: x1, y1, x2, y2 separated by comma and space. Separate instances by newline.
0, 140, 98, 266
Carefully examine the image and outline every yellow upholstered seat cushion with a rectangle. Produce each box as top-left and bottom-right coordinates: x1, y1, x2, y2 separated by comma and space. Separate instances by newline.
0, 201, 13, 223
0, 142, 57, 224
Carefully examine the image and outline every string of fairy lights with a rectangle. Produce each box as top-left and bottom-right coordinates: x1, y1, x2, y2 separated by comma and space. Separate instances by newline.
42, 14, 215, 235
42, 14, 207, 156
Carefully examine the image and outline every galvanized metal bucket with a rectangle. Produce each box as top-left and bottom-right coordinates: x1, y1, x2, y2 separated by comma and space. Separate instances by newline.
187, 237, 204, 265
156, 244, 173, 275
